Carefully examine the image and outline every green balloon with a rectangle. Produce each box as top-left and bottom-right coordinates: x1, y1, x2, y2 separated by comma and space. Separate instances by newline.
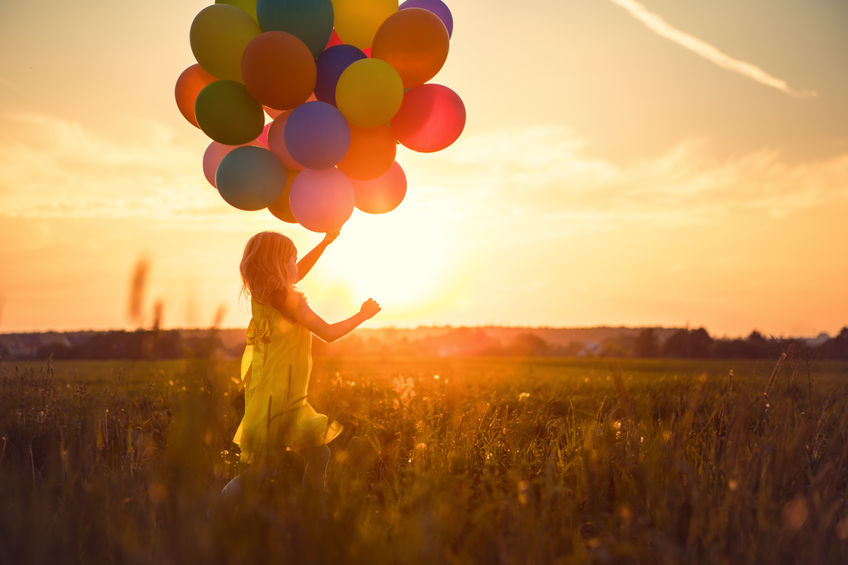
195, 80, 265, 145
216, 0, 258, 21
257, 0, 334, 58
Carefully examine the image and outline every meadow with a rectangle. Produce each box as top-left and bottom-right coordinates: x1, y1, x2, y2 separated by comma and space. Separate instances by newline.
1, 354, 847, 564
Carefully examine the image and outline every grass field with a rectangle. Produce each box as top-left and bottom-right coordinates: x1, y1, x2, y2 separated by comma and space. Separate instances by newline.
2, 354, 848, 563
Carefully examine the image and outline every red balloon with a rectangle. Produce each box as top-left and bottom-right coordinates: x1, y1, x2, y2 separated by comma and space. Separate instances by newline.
289, 168, 355, 232
337, 125, 397, 180
242, 31, 317, 110
352, 161, 407, 214
325, 29, 343, 49
267, 112, 304, 170
175, 64, 216, 128
390, 84, 465, 152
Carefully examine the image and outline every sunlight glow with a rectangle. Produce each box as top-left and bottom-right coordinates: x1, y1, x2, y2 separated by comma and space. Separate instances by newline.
318, 201, 461, 321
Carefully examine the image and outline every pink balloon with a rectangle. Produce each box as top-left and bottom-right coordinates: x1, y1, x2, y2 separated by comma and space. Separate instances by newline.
390, 83, 465, 152
352, 161, 407, 214
289, 168, 354, 232
267, 112, 304, 170
257, 122, 271, 148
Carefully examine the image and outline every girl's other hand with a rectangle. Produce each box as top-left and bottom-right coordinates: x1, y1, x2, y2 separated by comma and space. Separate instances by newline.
360, 298, 381, 319
322, 229, 341, 246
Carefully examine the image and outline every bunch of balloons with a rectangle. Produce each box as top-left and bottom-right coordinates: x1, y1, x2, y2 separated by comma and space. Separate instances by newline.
175, 0, 465, 233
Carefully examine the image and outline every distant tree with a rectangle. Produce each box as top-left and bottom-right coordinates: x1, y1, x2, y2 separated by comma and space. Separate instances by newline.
661, 327, 714, 358
634, 328, 660, 358
504, 333, 552, 357
600, 336, 637, 358
819, 327, 848, 360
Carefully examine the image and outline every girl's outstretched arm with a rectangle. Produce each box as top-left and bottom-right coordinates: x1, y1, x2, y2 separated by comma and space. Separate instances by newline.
296, 230, 340, 282
293, 297, 381, 343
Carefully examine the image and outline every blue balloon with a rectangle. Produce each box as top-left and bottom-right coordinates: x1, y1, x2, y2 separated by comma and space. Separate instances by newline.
315, 44, 367, 105
257, 0, 334, 58
284, 101, 351, 169
216, 146, 287, 210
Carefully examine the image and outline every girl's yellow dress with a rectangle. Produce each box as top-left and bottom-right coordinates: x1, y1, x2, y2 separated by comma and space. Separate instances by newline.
233, 298, 342, 463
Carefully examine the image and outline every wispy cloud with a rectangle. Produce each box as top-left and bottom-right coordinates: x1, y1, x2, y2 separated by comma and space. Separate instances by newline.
402, 125, 848, 243
609, 0, 817, 99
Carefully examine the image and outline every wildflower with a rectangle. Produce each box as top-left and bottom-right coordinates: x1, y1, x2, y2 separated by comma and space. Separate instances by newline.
517, 480, 530, 505
782, 497, 809, 531
518, 392, 530, 402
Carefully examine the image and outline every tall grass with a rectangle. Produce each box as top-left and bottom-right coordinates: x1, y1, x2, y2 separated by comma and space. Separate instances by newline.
1, 356, 847, 563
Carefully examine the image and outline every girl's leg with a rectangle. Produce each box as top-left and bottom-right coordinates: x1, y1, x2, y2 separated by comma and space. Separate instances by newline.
300, 444, 330, 493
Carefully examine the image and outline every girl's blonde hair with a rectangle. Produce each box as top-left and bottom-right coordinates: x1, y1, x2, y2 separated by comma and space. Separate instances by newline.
240, 231, 301, 311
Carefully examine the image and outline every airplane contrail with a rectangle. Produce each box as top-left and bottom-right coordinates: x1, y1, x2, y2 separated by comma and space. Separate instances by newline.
609, 0, 817, 99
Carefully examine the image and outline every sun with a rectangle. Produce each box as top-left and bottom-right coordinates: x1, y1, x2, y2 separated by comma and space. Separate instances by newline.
317, 200, 461, 321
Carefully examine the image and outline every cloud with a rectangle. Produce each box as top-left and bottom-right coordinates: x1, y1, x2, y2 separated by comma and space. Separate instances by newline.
403, 125, 848, 242
608, 0, 817, 99
0, 112, 232, 223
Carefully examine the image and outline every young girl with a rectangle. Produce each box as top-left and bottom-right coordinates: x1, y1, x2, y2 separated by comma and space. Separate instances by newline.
224, 230, 380, 497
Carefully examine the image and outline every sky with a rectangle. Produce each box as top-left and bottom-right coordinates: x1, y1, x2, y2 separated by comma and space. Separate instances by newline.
1, 0, 847, 337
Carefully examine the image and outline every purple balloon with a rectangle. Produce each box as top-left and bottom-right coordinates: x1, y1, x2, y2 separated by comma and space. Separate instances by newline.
399, 0, 453, 37
315, 44, 367, 105
284, 101, 351, 169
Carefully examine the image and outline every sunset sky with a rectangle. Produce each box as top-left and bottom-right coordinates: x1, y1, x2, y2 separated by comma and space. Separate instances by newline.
1, 0, 847, 337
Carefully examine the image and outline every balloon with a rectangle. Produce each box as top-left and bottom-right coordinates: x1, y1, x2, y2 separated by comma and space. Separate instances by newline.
268, 170, 298, 223
242, 32, 316, 110
337, 125, 396, 180
216, 146, 287, 210
190, 5, 261, 81
325, 29, 343, 49
399, 0, 452, 37
267, 112, 303, 170
289, 168, 355, 232
257, 122, 271, 148
332, 0, 398, 50
371, 8, 449, 87
175, 64, 216, 128
315, 45, 367, 105
203, 139, 263, 187
335, 58, 404, 128
265, 106, 284, 120
352, 161, 407, 214
195, 80, 265, 145
390, 83, 465, 152
284, 101, 350, 169
216, 0, 258, 21
257, 0, 333, 58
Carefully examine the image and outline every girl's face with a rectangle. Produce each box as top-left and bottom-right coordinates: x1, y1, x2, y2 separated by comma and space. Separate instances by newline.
284, 252, 298, 283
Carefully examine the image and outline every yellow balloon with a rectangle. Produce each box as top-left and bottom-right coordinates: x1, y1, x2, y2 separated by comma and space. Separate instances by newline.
190, 5, 261, 81
336, 59, 404, 128
216, 0, 257, 22
331, 0, 398, 49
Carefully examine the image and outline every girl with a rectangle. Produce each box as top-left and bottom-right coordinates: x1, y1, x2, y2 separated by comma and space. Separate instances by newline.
224, 230, 380, 498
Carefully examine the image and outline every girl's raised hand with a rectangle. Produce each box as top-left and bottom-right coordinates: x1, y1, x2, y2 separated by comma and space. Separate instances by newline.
322, 229, 341, 246
360, 298, 381, 319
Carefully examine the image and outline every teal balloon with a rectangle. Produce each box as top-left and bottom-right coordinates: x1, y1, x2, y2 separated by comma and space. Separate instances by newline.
216, 146, 287, 210
195, 80, 265, 145
257, 0, 334, 58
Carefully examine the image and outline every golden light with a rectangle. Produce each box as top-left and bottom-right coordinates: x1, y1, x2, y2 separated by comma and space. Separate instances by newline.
317, 199, 462, 322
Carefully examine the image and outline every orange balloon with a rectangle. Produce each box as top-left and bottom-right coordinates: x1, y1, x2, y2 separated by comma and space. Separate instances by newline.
371, 8, 449, 87
175, 64, 216, 128
352, 161, 407, 214
337, 125, 397, 180
242, 32, 317, 110
268, 170, 298, 223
